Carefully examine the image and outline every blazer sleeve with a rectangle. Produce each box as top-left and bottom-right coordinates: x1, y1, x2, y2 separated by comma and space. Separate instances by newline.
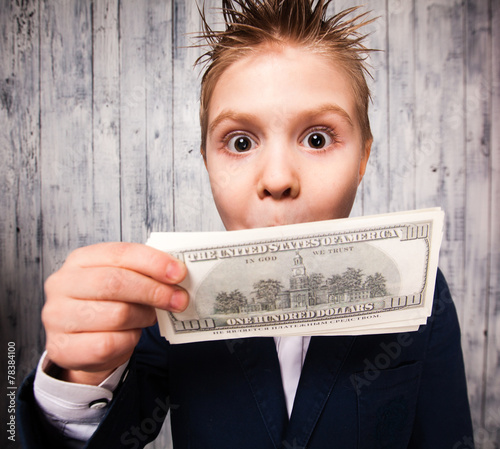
18, 324, 171, 449
408, 269, 475, 448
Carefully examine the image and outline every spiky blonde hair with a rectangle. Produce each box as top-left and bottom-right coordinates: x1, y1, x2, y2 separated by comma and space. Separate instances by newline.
197, 0, 376, 152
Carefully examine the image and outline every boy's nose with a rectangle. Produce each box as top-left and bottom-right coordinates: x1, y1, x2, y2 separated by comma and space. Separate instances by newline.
256, 146, 300, 200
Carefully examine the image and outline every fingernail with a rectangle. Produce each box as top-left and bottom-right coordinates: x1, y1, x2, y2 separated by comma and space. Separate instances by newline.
170, 289, 188, 312
166, 261, 183, 281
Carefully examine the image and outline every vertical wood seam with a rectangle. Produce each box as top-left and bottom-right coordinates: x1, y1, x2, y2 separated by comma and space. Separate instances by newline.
38, 0, 44, 290
412, 0, 417, 208
145, 3, 149, 232
118, 0, 123, 241
481, 0, 494, 430
384, 0, 389, 211
91, 0, 96, 238
463, 0, 476, 426
171, 0, 177, 231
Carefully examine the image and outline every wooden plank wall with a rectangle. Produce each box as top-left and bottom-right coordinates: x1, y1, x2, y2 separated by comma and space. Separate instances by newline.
0, 1, 498, 448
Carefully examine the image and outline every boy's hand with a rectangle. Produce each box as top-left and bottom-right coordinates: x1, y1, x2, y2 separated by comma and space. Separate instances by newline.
42, 242, 188, 386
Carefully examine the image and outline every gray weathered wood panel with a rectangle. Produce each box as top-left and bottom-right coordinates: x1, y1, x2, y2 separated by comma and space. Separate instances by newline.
1, 0, 45, 422
485, 0, 500, 443
1, 1, 498, 448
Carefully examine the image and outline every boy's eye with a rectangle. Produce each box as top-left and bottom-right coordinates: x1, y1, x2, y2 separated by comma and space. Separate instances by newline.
227, 134, 256, 153
302, 131, 333, 149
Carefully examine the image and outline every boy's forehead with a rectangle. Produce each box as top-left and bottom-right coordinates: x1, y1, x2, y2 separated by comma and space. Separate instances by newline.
208, 45, 359, 130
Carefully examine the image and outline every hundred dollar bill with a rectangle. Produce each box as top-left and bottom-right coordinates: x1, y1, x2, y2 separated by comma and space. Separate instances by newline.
147, 208, 444, 344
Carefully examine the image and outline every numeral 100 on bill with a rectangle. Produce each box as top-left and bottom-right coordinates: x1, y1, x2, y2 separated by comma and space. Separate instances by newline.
400, 223, 429, 240
173, 318, 216, 332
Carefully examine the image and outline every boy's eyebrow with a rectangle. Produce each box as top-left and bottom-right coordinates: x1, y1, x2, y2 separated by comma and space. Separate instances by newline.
208, 104, 354, 135
208, 111, 257, 135
314, 104, 354, 127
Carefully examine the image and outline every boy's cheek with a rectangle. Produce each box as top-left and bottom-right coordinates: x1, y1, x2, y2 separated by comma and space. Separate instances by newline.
209, 181, 250, 229
209, 169, 233, 192
206, 157, 246, 192
213, 201, 249, 231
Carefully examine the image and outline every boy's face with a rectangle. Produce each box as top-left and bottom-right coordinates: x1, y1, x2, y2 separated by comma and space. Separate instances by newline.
205, 45, 371, 231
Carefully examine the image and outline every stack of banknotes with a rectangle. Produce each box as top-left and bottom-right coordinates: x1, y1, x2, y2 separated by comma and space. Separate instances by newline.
147, 208, 444, 344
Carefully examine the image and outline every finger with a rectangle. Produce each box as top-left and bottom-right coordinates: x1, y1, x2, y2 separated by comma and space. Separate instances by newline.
66, 242, 187, 284
46, 330, 141, 373
46, 266, 189, 311
42, 298, 157, 333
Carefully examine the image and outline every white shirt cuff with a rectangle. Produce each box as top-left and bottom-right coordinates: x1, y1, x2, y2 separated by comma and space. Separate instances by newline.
33, 351, 129, 441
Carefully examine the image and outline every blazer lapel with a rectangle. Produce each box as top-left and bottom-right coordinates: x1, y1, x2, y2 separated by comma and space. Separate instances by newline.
284, 336, 355, 449
231, 337, 289, 449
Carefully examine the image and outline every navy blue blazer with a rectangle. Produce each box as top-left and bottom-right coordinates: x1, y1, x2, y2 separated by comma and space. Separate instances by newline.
18, 270, 474, 448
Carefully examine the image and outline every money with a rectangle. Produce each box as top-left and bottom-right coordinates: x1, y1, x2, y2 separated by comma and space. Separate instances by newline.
147, 208, 444, 344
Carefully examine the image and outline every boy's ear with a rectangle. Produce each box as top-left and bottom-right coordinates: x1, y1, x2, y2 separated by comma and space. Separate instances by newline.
358, 138, 372, 184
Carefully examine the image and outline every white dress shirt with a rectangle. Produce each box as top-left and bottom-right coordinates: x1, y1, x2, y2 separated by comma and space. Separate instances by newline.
274, 335, 311, 416
34, 336, 311, 445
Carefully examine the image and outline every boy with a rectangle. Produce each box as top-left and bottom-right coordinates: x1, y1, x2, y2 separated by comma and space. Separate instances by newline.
18, 1, 474, 448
